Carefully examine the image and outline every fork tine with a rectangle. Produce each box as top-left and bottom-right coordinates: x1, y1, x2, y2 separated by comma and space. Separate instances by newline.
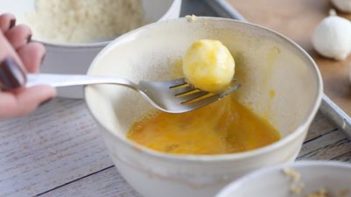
180, 91, 210, 103
175, 88, 198, 97
184, 94, 221, 109
181, 83, 241, 108
172, 85, 196, 95
168, 78, 187, 88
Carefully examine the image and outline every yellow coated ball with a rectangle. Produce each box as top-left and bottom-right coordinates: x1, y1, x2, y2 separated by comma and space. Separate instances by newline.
183, 39, 235, 92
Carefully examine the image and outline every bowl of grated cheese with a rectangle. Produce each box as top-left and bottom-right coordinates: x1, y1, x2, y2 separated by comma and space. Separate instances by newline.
0, 0, 182, 98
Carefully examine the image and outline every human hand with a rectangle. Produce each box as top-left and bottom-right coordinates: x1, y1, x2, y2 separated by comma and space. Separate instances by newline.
0, 14, 56, 119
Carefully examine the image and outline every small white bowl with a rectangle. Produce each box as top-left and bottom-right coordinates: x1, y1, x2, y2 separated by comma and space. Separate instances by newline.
217, 161, 351, 197
85, 17, 323, 197
0, 0, 182, 98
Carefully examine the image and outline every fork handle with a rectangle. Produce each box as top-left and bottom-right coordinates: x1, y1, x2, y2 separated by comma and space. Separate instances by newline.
27, 73, 138, 90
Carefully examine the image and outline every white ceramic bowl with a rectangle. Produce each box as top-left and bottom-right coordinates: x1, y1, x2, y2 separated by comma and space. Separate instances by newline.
217, 161, 351, 197
85, 17, 323, 197
0, 0, 182, 98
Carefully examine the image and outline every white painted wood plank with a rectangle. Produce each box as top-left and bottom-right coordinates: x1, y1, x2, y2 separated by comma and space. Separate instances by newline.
299, 129, 351, 160
299, 138, 351, 160
305, 112, 338, 141
0, 99, 113, 196
39, 166, 140, 197
333, 151, 351, 162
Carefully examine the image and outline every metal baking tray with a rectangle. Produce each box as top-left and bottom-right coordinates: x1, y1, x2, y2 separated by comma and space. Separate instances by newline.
181, 0, 351, 138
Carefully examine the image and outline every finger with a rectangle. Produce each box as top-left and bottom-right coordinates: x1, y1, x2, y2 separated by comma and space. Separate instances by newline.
15, 85, 56, 115
17, 42, 45, 73
0, 85, 56, 118
0, 91, 18, 118
5, 24, 32, 50
0, 13, 15, 32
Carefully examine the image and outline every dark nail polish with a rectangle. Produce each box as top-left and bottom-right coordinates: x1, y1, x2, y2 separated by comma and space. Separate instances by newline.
0, 57, 26, 91
27, 34, 32, 43
39, 98, 53, 107
9, 18, 15, 29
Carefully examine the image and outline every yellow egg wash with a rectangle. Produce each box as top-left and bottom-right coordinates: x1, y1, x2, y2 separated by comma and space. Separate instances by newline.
127, 95, 280, 155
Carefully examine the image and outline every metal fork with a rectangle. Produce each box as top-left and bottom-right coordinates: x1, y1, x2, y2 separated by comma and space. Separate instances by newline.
26, 74, 240, 113
0, 61, 240, 113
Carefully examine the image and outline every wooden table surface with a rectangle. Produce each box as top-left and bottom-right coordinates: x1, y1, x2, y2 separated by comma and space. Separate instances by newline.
0, 1, 350, 196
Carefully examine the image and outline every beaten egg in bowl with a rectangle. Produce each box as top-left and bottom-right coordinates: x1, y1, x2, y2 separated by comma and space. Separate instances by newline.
127, 96, 280, 155
127, 39, 280, 155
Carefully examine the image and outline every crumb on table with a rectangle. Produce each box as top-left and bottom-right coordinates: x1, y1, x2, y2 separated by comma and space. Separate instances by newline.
306, 188, 329, 197
185, 14, 198, 22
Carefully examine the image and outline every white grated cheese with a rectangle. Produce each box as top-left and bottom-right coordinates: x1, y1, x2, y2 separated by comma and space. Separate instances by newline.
23, 0, 144, 43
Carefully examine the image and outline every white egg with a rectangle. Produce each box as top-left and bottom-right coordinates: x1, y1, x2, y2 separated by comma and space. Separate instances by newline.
312, 15, 351, 60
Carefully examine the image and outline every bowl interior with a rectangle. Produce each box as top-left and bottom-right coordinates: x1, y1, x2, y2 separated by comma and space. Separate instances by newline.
86, 17, 321, 153
217, 161, 351, 197
0, 0, 176, 44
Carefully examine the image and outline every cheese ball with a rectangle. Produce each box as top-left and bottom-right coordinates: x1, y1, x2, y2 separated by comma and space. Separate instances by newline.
183, 39, 235, 92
